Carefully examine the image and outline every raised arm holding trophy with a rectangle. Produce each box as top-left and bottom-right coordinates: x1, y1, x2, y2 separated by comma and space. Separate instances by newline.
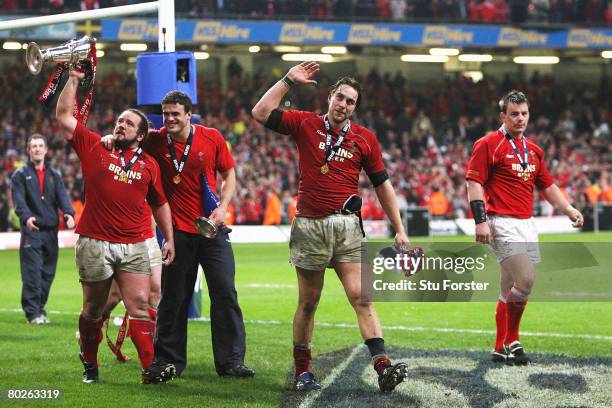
28, 36, 97, 126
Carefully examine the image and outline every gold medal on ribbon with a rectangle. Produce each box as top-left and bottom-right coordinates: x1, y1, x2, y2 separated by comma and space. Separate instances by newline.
320, 163, 329, 175
173, 175, 181, 184
118, 171, 128, 183
522, 172, 530, 181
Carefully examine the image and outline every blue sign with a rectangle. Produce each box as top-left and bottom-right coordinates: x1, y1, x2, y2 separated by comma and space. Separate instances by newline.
100, 19, 612, 49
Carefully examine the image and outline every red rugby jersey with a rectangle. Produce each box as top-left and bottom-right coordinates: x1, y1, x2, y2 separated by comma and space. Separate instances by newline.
71, 123, 166, 243
466, 129, 554, 219
144, 125, 235, 234
277, 110, 385, 217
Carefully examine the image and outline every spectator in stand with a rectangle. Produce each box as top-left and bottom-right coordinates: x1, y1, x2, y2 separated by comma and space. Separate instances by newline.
494, 0, 510, 22
376, 0, 391, 17
80, 0, 99, 10
2, 0, 17, 10
390, 0, 407, 20
238, 192, 261, 225
480, 0, 497, 22
427, 185, 451, 218
606, 1, 612, 26
600, 174, 612, 204
584, 180, 601, 204
467, 0, 481, 21
263, 189, 282, 225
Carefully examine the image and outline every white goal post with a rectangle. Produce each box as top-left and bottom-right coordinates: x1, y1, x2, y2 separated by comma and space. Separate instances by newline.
0, 0, 175, 52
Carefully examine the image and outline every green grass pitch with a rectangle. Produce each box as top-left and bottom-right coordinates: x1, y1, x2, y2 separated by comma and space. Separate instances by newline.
0, 233, 611, 407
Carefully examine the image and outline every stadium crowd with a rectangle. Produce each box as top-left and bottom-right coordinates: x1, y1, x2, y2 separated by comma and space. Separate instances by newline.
0, 60, 610, 231
2, 0, 612, 26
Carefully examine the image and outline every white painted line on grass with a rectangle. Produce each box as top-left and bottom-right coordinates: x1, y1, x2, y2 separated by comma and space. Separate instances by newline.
545, 291, 612, 298
298, 344, 364, 408
1, 308, 611, 341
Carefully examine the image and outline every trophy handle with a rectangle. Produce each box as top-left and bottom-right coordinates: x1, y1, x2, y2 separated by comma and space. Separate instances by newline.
26, 42, 43, 75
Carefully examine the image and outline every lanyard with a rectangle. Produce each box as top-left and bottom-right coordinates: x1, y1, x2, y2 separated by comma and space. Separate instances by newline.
167, 125, 194, 176
500, 126, 528, 171
118, 146, 142, 173
323, 115, 351, 164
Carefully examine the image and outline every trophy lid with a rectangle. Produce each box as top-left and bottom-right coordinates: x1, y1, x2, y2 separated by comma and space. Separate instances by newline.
26, 42, 43, 75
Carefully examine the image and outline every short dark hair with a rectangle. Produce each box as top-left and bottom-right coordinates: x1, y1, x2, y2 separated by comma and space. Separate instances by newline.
162, 91, 193, 113
125, 108, 149, 137
27, 133, 47, 148
498, 90, 529, 113
330, 77, 362, 109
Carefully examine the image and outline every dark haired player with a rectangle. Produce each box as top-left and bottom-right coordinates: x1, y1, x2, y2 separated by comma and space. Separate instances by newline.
252, 62, 411, 392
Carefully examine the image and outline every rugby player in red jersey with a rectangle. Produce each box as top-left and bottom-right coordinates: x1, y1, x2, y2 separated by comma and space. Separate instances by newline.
466, 90, 583, 365
252, 62, 411, 392
56, 68, 176, 384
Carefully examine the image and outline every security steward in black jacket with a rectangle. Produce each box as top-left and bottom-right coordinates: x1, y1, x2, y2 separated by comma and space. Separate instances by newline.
10, 134, 75, 324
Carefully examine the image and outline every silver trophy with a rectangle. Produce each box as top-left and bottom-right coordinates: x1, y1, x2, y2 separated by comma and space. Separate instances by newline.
26, 35, 96, 75
195, 217, 218, 239
195, 173, 233, 239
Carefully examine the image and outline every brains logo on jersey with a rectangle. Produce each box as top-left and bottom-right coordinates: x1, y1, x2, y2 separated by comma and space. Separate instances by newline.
107, 163, 142, 184
316, 142, 354, 161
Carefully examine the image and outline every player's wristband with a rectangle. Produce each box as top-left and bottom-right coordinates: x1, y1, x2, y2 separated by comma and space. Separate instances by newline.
281, 75, 295, 88
470, 200, 487, 224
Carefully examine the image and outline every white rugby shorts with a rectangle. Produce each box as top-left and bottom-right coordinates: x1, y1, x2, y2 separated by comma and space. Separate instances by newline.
487, 215, 540, 264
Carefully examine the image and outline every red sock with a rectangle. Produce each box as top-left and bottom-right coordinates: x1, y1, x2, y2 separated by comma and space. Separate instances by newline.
128, 318, 154, 369
494, 299, 507, 351
506, 301, 527, 344
293, 346, 312, 378
148, 307, 157, 335
373, 356, 391, 375
79, 314, 103, 366
506, 285, 529, 344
